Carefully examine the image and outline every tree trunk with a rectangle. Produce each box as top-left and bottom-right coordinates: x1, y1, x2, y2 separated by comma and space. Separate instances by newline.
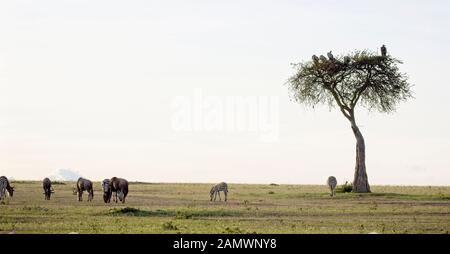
350, 120, 371, 193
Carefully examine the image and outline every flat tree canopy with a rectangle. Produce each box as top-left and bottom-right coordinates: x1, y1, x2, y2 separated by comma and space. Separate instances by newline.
287, 48, 413, 192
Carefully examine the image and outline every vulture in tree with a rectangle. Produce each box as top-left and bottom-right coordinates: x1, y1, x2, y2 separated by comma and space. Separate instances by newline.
319, 55, 327, 62
312, 55, 319, 64
327, 51, 335, 61
381, 45, 387, 57
344, 56, 351, 65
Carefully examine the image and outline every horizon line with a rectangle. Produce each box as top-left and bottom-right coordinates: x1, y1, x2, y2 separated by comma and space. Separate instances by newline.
7, 179, 450, 187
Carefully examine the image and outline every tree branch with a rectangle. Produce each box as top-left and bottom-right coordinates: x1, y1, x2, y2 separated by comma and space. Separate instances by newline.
328, 88, 352, 120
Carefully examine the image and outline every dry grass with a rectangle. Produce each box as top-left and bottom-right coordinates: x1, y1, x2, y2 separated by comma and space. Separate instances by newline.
0, 182, 449, 234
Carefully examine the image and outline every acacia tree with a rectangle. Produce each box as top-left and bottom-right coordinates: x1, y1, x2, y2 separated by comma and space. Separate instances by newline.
287, 48, 412, 192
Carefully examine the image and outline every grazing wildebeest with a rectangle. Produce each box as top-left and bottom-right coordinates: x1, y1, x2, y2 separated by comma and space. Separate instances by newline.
327, 176, 338, 197
42, 177, 54, 200
110, 177, 128, 203
73, 177, 94, 202
210, 182, 228, 202
0, 176, 14, 201
102, 179, 112, 203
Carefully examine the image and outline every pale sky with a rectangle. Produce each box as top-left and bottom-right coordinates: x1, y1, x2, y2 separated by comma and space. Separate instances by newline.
1, 0, 449, 185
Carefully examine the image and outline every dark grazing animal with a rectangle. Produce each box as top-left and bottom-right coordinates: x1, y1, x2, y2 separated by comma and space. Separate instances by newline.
42, 178, 54, 200
102, 179, 112, 203
327, 176, 338, 197
210, 182, 228, 202
0, 176, 14, 200
110, 177, 129, 203
73, 177, 94, 202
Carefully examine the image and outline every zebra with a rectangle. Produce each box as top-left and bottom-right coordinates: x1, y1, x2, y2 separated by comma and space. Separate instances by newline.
110, 177, 129, 203
102, 179, 112, 203
43, 177, 54, 200
0, 176, 14, 201
73, 177, 94, 202
210, 182, 228, 202
327, 176, 337, 197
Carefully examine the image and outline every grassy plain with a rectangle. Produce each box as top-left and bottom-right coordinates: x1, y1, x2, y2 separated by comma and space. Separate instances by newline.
0, 181, 449, 234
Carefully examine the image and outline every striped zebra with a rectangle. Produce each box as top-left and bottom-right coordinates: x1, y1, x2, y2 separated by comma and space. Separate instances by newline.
210, 182, 228, 202
327, 176, 337, 197
0, 176, 15, 201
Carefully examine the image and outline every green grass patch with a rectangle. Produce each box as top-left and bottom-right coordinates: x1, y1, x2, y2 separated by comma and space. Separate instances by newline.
161, 221, 178, 230
21, 205, 50, 212
108, 207, 245, 219
109, 207, 173, 217
1, 181, 449, 233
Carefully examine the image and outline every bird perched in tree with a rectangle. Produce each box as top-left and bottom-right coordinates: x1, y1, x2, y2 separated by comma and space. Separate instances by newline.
381, 45, 387, 57
319, 55, 327, 62
312, 55, 319, 64
327, 51, 335, 61
344, 56, 351, 65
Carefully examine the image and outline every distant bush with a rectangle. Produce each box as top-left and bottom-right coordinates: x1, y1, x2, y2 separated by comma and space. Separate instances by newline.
52, 181, 66, 185
336, 181, 353, 193
10, 180, 28, 184
268, 191, 275, 194
129, 181, 156, 185
269, 183, 279, 186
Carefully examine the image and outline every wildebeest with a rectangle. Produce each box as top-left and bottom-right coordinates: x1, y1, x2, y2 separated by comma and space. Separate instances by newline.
110, 177, 128, 203
73, 177, 94, 202
0, 176, 14, 200
210, 182, 228, 202
102, 179, 112, 203
42, 178, 54, 200
327, 176, 337, 197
